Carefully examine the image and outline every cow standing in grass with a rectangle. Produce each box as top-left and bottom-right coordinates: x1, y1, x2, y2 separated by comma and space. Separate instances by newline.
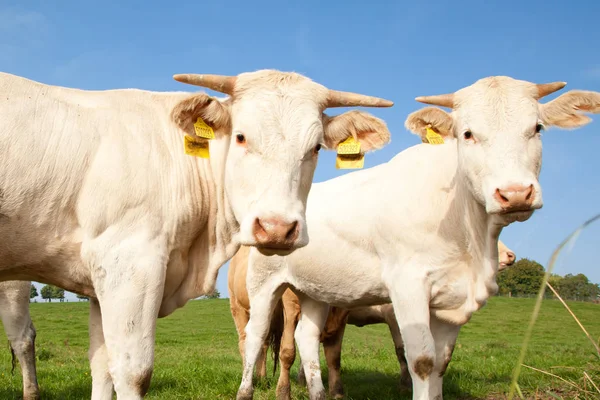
0, 281, 39, 400
237, 77, 600, 400
228, 240, 515, 399
0, 69, 393, 400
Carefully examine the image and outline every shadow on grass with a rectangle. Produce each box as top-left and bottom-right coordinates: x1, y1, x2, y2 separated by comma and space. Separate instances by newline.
0, 376, 182, 400
318, 368, 509, 400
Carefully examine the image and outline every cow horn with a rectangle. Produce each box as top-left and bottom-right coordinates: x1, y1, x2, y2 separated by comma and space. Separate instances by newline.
172, 74, 236, 95
535, 81, 567, 99
414, 93, 454, 108
326, 89, 394, 108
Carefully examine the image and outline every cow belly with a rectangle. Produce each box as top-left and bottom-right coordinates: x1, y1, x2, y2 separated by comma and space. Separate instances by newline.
287, 248, 389, 308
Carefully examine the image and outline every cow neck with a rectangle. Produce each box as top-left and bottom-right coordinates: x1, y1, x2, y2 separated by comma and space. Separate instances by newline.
450, 169, 503, 300
191, 135, 242, 296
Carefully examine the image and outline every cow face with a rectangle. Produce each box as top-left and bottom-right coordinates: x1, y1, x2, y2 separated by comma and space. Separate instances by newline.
406, 77, 600, 225
172, 70, 392, 254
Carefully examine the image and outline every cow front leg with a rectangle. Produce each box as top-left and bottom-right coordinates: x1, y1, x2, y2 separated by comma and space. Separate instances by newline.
89, 298, 114, 400
86, 237, 167, 400
428, 316, 460, 400
295, 295, 329, 400
237, 281, 286, 400
0, 294, 39, 400
386, 271, 434, 400
322, 317, 347, 399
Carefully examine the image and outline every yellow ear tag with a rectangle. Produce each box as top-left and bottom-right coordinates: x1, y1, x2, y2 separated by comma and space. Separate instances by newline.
425, 126, 444, 145
336, 136, 364, 169
193, 117, 215, 140
184, 135, 210, 159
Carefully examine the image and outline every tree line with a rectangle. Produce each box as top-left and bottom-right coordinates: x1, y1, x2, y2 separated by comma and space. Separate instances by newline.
497, 258, 600, 302
30, 284, 89, 302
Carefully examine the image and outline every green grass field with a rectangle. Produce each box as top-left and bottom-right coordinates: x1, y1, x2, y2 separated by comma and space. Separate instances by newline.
1, 297, 599, 399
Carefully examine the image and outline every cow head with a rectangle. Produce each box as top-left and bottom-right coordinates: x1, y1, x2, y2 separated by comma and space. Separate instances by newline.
405, 77, 600, 225
497, 240, 516, 271
171, 70, 393, 254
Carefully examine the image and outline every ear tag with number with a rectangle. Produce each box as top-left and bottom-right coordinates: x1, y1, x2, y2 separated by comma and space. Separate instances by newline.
193, 117, 215, 140
184, 135, 210, 159
425, 125, 444, 145
336, 136, 364, 169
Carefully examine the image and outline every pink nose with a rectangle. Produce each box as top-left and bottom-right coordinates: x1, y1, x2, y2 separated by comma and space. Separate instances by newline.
494, 184, 535, 212
253, 218, 299, 249
506, 251, 516, 265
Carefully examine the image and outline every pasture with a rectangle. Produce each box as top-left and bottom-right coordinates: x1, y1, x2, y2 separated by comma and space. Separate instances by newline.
1, 297, 598, 400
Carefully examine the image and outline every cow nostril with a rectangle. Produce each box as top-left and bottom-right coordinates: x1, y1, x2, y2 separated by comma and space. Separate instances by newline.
285, 221, 298, 241
496, 189, 509, 203
525, 185, 533, 201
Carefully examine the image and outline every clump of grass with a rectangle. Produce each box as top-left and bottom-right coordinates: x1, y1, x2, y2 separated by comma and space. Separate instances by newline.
508, 213, 600, 400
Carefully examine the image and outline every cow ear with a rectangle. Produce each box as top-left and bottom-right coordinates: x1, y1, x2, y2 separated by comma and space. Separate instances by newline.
171, 93, 231, 137
322, 110, 391, 152
404, 107, 453, 142
540, 90, 600, 129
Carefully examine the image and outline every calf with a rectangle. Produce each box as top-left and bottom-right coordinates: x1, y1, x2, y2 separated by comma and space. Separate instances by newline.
238, 77, 600, 400
0, 281, 39, 400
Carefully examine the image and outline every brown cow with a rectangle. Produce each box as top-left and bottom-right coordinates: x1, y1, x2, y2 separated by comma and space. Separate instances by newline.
229, 241, 516, 399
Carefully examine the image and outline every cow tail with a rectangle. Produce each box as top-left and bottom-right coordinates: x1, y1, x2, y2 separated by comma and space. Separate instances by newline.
269, 298, 284, 376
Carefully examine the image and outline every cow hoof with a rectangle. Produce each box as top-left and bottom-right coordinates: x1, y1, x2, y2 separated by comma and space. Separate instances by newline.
276, 384, 291, 400
236, 388, 254, 400
309, 391, 326, 400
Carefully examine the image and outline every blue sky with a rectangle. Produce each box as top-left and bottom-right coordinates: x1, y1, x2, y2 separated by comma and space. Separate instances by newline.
3, 0, 599, 301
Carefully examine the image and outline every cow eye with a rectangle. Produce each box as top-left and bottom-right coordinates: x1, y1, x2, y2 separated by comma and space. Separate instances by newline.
235, 134, 246, 144
463, 131, 473, 140
535, 123, 544, 133
314, 144, 322, 153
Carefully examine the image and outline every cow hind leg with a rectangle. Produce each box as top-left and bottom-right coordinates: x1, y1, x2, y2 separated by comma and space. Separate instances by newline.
0, 296, 39, 400
89, 298, 114, 400
294, 296, 329, 400
84, 236, 167, 400
276, 296, 300, 400
386, 313, 412, 390
236, 281, 287, 400
322, 322, 347, 399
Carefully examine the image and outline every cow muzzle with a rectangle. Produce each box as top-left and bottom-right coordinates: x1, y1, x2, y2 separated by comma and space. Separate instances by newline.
493, 184, 536, 213
252, 217, 301, 252
498, 250, 516, 271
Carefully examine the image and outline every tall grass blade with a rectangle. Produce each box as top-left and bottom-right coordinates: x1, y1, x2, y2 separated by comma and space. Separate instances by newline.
507, 213, 600, 400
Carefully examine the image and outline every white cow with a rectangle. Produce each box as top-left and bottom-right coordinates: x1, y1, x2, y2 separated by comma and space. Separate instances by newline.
0, 281, 39, 400
238, 76, 600, 400
0, 69, 393, 399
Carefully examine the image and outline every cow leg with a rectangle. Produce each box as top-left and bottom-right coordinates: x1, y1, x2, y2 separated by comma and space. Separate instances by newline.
385, 312, 412, 390
89, 298, 114, 400
86, 238, 167, 400
276, 296, 300, 400
237, 282, 286, 400
322, 319, 347, 399
386, 273, 434, 400
428, 316, 460, 400
0, 294, 39, 400
295, 296, 329, 400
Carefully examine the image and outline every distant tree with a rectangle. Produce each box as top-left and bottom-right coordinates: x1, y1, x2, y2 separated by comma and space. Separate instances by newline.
556, 273, 600, 302
203, 288, 221, 299
52, 286, 65, 302
76, 294, 89, 301
497, 258, 544, 296
30, 284, 38, 299
40, 285, 54, 302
